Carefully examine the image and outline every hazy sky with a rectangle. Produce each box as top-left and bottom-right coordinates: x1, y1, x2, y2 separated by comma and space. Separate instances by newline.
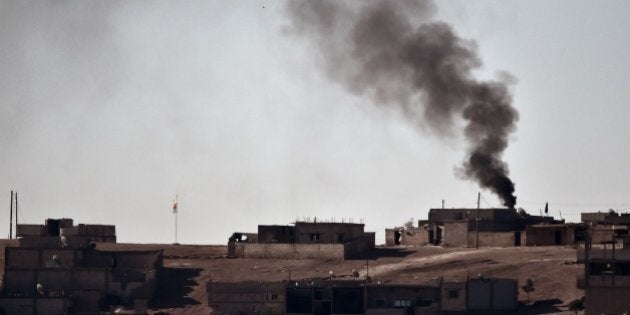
1, 1, 629, 244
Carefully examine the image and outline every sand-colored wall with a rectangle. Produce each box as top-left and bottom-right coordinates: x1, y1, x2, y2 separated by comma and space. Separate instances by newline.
235, 242, 345, 260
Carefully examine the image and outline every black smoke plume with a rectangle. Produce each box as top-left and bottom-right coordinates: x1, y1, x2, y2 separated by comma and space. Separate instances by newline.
286, 0, 518, 208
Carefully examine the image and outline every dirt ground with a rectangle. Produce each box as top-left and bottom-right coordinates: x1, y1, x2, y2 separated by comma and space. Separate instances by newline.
0, 241, 584, 314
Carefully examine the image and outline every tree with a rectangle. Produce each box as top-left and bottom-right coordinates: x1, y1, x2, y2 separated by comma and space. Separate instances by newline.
568, 297, 585, 314
521, 278, 535, 303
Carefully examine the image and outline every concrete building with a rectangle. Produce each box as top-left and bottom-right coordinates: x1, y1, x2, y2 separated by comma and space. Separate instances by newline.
228, 221, 376, 260
424, 208, 562, 248
207, 281, 285, 315
525, 223, 584, 246
581, 211, 630, 245
577, 232, 630, 314
0, 218, 162, 315
207, 276, 517, 314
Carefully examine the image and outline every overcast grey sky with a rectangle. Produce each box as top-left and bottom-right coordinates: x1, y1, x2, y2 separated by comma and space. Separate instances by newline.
1, 1, 629, 244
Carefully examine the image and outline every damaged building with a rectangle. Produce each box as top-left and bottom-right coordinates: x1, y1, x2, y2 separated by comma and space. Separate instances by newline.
0, 218, 162, 315
387, 208, 579, 248
228, 221, 375, 260
385, 221, 431, 247
207, 275, 517, 314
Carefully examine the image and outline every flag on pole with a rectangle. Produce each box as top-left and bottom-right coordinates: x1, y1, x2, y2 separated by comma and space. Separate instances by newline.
544, 202, 549, 214
172, 194, 178, 213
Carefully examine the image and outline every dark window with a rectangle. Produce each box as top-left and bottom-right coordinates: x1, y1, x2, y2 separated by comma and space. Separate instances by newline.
393, 299, 411, 307
618, 263, 630, 275
590, 262, 614, 275
287, 288, 313, 313
270, 293, 278, 300
314, 289, 322, 301
337, 234, 344, 243
448, 289, 459, 299
310, 233, 320, 242
332, 288, 364, 313
374, 299, 386, 308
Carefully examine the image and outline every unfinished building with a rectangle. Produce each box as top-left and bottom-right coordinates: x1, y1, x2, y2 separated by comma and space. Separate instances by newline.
228, 221, 375, 260
207, 276, 517, 314
581, 211, 630, 244
0, 218, 162, 315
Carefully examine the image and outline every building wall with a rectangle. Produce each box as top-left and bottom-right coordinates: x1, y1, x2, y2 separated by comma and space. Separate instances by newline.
207, 282, 285, 315
4, 270, 35, 295
294, 223, 365, 244
234, 243, 346, 260
6, 248, 41, 269
35, 298, 67, 315
440, 281, 466, 312
366, 309, 406, 315
468, 231, 518, 247
0, 298, 35, 315
442, 222, 468, 247
366, 285, 440, 309
0, 297, 71, 315
16, 225, 45, 237
467, 278, 518, 312
401, 228, 429, 246
385, 229, 397, 246
525, 225, 575, 246
585, 287, 630, 315
258, 225, 295, 243
589, 224, 625, 244
344, 233, 375, 259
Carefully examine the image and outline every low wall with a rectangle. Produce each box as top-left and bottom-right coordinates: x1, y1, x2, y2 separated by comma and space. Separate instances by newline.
234, 243, 345, 260
468, 231, 517, 247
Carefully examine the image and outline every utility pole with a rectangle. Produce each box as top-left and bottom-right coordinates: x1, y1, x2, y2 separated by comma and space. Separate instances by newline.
476, 192, 480, 249
442, 199, 445, 209
15, 192, 18, 235
173, 194, 179, 245
9, 190, 13, 239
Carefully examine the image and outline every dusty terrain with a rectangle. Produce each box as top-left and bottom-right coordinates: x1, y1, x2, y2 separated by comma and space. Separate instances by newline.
0, 241, 584, 314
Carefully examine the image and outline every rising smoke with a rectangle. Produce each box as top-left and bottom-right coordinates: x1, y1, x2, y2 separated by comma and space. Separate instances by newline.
286, 0, 519, 208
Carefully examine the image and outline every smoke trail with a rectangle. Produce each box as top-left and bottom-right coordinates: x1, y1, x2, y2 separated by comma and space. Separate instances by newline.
286, 0, 518, 208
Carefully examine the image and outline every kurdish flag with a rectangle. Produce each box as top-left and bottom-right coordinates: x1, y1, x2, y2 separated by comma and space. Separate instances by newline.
173, 194, 178, 214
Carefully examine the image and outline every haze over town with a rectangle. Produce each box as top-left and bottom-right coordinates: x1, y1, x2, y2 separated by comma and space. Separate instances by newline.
1, 0, 629, 244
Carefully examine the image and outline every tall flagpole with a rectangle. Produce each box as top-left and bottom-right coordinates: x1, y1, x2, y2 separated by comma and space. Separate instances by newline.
173, 194, 178, 244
